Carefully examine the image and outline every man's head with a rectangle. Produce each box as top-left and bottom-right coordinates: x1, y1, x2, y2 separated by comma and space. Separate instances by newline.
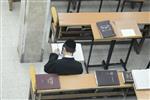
62, 39, 76, 54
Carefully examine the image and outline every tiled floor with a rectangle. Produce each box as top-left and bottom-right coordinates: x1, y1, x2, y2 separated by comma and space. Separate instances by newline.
1, 0, 150, 100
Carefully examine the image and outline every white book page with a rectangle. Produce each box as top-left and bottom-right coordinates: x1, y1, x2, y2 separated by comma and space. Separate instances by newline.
51, 43, 84, 61
132, 69, 150, 90
121, 29, 136, 37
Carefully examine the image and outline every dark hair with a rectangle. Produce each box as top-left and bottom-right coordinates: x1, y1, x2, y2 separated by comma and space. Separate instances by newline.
63, 39, 76, 53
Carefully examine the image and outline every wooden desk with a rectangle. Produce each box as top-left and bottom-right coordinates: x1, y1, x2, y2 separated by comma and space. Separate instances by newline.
59, 12, 150, 40
29, 72, 133, 100
135, 89, 150, 100
59, 12, 150, 72
58, 12, 149, 72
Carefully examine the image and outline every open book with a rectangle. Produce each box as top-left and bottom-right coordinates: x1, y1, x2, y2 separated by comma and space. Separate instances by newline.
51, 43, 84, 61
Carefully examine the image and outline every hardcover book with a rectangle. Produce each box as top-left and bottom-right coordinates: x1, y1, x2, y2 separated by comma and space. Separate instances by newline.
36, 74, 60, 90
122, 71, 133, 83
95, 70, 120, 86
96, 20, 116, 38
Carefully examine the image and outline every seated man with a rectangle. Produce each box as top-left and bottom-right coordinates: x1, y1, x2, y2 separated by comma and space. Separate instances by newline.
44, 39, 83, 75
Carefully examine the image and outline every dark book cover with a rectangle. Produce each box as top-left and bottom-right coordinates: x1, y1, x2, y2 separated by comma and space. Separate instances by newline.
96, 20, 116, 38
122, 71, 133, 83
36, 74, 60, 90
95, 70, 120, 86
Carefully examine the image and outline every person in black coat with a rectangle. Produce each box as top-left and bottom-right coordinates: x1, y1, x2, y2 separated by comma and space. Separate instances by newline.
44, 39, 83, 75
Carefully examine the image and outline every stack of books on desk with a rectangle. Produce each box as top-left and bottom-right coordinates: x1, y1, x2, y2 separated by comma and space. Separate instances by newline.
95, 70, 120, 86
36, 74, 60, 90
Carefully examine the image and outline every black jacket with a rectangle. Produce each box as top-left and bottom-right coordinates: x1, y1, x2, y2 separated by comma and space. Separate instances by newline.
44, 53, 83, 75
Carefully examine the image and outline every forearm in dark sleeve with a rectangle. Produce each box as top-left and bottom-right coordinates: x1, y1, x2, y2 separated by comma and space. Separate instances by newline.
44, 53, 58, 73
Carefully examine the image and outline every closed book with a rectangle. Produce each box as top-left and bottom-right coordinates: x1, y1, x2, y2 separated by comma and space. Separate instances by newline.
36, 74, 60, 90
122, 71, 133, 83
96, 20, 115, 38
95, 70, 120, 86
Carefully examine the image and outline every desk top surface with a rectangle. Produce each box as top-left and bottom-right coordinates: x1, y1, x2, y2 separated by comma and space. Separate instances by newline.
59, 12, 150, 26
37, 72, 133, 93
58, 12, 149, 40
135, 89, 150, 100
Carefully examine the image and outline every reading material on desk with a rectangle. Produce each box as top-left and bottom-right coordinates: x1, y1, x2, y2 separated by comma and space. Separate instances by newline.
96, 20, 116, 38
132, 69, 150, 90
36, 74, 60, 90
121, 29, 136, 37
51, 43, 84, 61
95, 70, 120, 86
122, 71, 133, 83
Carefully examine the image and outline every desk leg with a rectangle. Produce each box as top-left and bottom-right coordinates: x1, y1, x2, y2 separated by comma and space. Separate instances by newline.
67, 1, 71, 12
146, 61, 150, 69
29, 83, 36, 100
37, 93, 41, 100
98, 0, 103, 12
120, 39, 135, 71
29, 83, 32, 100
71, 0, 77, 10
85, 40, 94, 73
102, 40, 116, 70
77, 0, 81, 12
134, 25, 150, 54
116, 0, 121, 12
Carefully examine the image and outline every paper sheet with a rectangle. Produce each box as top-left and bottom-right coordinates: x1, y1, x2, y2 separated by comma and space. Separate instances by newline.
132, 69, 150, 90
121, 29, 136, 37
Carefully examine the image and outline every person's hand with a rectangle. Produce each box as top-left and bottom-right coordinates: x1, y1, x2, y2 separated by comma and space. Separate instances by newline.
53, 48, 60, 55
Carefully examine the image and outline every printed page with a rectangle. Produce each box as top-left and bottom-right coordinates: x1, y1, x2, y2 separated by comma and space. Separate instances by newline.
51, 43, 84, 61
